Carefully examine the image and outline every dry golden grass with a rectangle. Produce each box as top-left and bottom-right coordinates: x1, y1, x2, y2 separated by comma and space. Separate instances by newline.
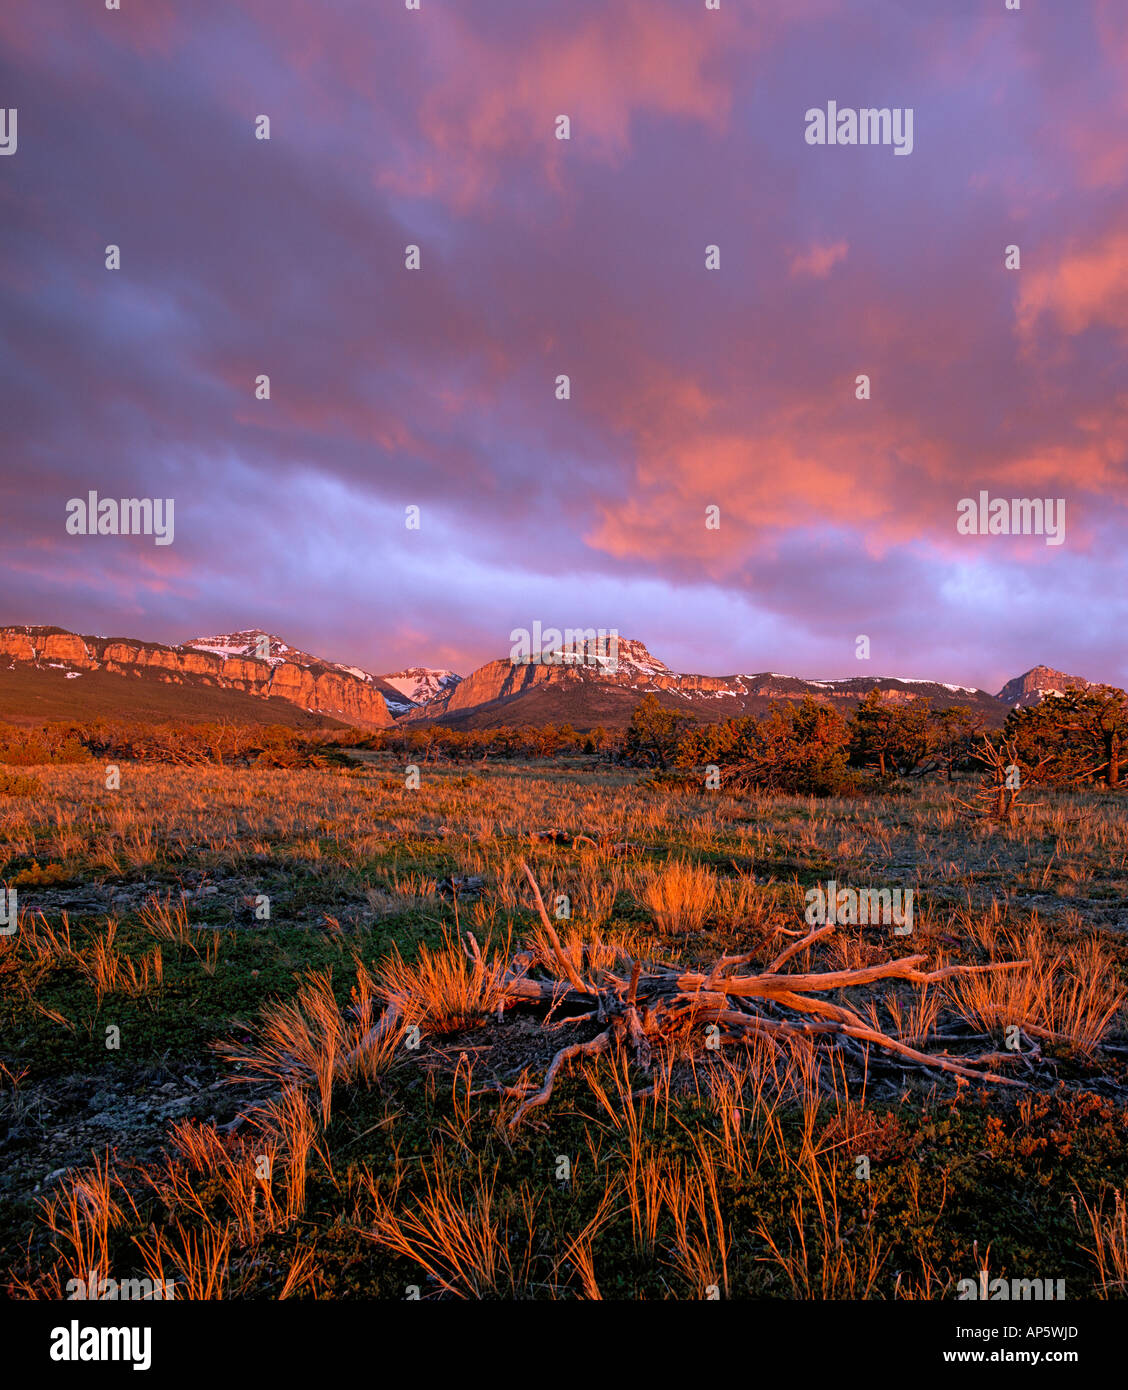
945, 925, 1125, 1054
1, 909, 74, 966
134, 1220, 232, 1300
578, 1038, 874, 1300
869, 986, 941, 1045
377, 929, 508, 1034
1076, 1188, 1127, 1297
278, 1243, 320, 1299
138, 893, 194, 947
571, 861, 623, 926
215, 962, 403, 1124
363, 1152, 538, 1299
553, 1184, 619, 1300
661, 1147, 730, 1297
756, 1147, 888, 1299
524, 917, 647, 983
6, 760, 1127, 903
145, 1120, 282, 1247
74, 920, 163, 1001
265, 1089, 317, 1222
19, 1151, 136, 1299
637, 858, 718, 932
3, 761, 1125, 1303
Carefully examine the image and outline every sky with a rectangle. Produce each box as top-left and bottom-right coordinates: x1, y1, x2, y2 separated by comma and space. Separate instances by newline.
1, 0, 1126, 691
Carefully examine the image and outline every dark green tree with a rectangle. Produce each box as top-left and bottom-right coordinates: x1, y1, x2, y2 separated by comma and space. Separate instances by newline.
623, 694, 697, 769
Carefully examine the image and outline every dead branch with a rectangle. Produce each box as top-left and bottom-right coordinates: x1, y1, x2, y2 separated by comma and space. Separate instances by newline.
487, 862, 1037, 1126
520, 860, 594, 996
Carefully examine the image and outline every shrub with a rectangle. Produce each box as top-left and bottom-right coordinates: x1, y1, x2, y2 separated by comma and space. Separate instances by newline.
0, 770, 42, 796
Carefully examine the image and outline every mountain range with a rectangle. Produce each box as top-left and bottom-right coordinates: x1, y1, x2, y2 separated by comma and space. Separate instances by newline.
0, 624, 1106, 732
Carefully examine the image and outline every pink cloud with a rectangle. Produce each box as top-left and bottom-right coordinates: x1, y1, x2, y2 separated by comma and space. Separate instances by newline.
1017, 230, 1128, 339
789, 241, 849, 279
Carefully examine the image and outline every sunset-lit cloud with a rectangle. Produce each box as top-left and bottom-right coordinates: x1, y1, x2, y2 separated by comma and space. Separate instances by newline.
1017, 230, 1128, 339
789, 241, 849, 279
0, 0, 1125, 692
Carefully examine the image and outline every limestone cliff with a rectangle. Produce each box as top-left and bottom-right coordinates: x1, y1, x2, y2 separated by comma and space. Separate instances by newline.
0, 625, 394, 728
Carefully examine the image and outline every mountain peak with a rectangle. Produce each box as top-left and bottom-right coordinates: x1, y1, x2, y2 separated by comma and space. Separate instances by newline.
378, 666, 462, 707
535, 635, 670, 676
995, 665, 1095, 708
184, 631, 295, 665
605, 637, 670, 675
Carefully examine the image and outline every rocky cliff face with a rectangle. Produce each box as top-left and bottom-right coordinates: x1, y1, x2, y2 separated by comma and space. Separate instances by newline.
434, 657, 556, 713
0, 626, 394, 728
995, 666, 1095, 709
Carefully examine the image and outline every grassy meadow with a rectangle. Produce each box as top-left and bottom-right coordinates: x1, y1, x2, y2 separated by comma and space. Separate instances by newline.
1, 753, 1126, 1300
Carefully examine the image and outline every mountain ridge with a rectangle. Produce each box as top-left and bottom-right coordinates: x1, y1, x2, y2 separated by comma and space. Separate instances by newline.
412, 636, 1013, 731
0, 624, 1111, 732
0, 625, 393, 729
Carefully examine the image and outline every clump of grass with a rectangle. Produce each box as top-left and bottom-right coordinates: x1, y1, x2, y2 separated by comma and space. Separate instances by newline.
3, 909, 74, 966
377, 929, 508, 1035
869, 986, 940, 1046
144, 1117, 297, 1249
362, 1152, 539, 1299
755, 1147, 888, 1298
215, 961, 402, 1124
365, 887, 428, 917
524, 918, 647, 982
660, 1149, 730, 1297
944, 926, 1124, 1055
139, 894, 194, 947
391, 871, 438, 899
139, 894, 222, 971
74, 920, 164, 1001
134, 1220, 233, 1300
638, 859, 718, 932
12, 1150, 138, 1298
571, 862, 625, 926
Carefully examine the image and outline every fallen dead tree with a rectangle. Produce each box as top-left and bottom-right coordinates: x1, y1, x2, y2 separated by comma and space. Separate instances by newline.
226, 861, 1036, 1137
482, 862, 1034, 1127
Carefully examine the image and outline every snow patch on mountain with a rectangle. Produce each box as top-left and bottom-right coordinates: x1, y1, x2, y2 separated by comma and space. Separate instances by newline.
185, 631, 393, 688
185, 631, 297, 667
380, 667, 462, 706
